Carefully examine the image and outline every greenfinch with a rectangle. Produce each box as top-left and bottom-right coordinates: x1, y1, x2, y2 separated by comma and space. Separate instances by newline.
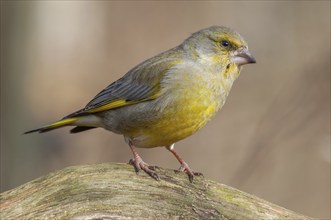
25, 26, 256, 182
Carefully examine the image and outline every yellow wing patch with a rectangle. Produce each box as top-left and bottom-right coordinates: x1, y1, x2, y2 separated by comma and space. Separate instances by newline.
86, 99, 137, 113
86, 95, 159, 114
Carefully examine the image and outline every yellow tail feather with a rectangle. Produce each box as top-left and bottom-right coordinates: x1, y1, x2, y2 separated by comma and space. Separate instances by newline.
24, 118, 79, 134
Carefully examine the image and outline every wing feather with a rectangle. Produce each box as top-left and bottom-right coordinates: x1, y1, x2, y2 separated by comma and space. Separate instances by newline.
65, 48, 183, 118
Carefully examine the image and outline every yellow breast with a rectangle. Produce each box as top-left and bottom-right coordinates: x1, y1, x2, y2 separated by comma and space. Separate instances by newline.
131, 62, 234, 148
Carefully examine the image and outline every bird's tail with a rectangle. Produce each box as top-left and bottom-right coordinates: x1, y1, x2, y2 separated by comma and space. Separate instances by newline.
24, 118, 79, 134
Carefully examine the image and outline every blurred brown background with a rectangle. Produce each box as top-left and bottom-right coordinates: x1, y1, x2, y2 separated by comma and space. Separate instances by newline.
1, 1, 330, 219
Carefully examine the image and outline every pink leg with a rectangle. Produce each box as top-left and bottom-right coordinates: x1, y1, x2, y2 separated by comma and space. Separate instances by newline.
167, 145, 203, 183
128, 142, 159, 181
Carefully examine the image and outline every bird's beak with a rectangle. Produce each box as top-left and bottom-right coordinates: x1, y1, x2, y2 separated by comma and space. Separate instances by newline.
231, 48, 256, 66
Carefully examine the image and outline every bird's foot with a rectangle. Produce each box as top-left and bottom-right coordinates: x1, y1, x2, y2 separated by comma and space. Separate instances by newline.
167, 146, 203, 183
128, 142, 160, 181
129, 158, 160, 181
175, 161, 203, 183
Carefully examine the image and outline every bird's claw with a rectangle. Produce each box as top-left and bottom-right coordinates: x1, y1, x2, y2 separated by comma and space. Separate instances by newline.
175, 162, 203, 183
129, 159, 160, 181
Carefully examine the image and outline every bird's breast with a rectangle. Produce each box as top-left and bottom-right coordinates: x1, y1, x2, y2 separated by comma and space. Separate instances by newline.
130, 66, 230, 148
161, 71, 227, 131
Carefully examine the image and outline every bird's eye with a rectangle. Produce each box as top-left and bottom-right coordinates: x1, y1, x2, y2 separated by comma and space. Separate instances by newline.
221, 40, 230, 48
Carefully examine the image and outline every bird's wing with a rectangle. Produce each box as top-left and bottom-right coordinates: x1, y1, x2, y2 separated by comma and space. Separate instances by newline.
84, 77, 157, 113
65, 54, 182, 118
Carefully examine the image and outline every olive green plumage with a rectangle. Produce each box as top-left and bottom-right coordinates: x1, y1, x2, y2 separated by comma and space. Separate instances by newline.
25, 26, 256, 182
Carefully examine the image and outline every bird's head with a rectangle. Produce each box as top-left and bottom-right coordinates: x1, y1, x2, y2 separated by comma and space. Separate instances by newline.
183, 26, 256, 74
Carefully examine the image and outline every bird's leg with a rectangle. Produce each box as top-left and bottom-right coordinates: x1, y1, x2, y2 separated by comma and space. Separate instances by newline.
166, 145, 203, 183
128, 142, 160, 181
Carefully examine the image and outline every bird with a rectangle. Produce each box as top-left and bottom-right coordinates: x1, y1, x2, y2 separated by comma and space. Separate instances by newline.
25, 26, 256, 183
